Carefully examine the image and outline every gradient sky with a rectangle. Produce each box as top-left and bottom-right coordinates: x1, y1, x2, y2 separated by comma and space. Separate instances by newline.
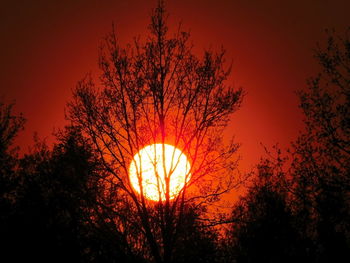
1, 0, 349, 170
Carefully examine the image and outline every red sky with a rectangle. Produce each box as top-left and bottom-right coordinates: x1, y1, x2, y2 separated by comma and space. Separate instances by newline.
1, 0, 349, 171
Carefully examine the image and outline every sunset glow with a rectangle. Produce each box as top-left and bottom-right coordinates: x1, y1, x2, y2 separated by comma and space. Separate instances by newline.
129, 144, 191, 201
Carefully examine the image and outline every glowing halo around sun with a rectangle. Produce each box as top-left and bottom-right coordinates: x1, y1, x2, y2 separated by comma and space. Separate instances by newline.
129, 144, 191, 201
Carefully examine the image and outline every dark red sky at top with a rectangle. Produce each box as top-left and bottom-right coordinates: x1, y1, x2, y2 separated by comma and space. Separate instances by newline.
1, 0, 349, 171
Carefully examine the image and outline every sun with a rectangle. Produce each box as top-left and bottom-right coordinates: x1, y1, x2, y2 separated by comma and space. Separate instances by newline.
129, 143, 191, 201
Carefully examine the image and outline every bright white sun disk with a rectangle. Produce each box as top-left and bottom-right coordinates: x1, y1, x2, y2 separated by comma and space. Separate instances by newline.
129, 144, 191, 201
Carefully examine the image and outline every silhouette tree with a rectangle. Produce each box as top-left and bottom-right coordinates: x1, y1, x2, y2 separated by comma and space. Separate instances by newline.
0, 101, 25, 261
290, 29, 350, 262
224, 30, 350, 263
1, 126, 144, 262
0, 101, 25, 197
224, 157, 306, 263
171, 204, 219, 263
227, 30, 350, 263
68, 1, 243, 262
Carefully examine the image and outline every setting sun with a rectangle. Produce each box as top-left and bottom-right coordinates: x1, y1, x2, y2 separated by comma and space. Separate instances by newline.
129, 144, 191, 201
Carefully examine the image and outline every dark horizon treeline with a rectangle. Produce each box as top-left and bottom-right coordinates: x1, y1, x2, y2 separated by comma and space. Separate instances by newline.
1, 27, 349, 263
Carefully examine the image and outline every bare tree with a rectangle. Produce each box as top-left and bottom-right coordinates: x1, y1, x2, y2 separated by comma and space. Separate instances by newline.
68, 1, 243, 262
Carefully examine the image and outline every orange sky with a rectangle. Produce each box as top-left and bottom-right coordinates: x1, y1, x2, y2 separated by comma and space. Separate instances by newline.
1, 0, 349, 171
